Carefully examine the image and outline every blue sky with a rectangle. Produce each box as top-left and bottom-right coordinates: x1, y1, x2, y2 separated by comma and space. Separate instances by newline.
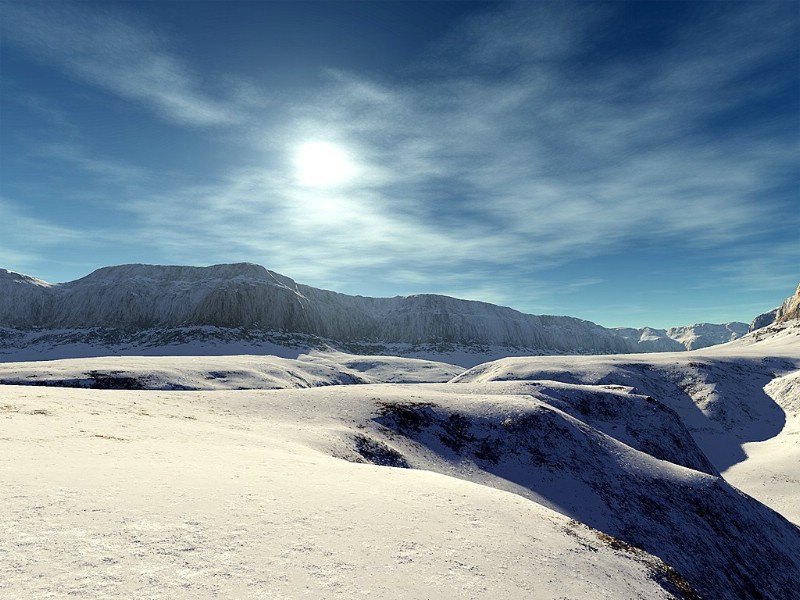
1, 0, 797, 328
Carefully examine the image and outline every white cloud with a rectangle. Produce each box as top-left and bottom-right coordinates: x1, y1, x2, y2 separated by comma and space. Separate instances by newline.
0, 1, 250, 126
69, 1, 795, 295
289, 2, 795, 256
2, 1, 795, 308
31, 143, 152, 185
0, 198, 85, 275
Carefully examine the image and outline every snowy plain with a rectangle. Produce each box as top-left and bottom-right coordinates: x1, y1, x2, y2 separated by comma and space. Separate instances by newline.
1, 321, 798, 598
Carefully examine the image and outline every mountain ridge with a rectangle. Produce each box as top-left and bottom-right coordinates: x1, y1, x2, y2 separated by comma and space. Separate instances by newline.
0, 263, 754, 364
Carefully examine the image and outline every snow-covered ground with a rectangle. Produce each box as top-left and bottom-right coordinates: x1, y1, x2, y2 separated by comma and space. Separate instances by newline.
2, 383, 700, 600
0, 351, 464, 390
722, 368, 800, 523
1, 321, 798, 598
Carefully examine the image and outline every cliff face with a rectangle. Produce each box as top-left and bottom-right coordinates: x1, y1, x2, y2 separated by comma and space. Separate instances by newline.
776, 284, 800, 323
750, 284, 800, 331
750, 308, 779, 332
0, 263, 754, 358
0, 264, 634, 353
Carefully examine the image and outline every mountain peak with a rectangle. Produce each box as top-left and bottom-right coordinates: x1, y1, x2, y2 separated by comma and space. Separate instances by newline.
0, 268, 52, 287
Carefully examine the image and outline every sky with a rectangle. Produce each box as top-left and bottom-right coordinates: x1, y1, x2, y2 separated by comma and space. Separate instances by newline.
1, 0, 798, 329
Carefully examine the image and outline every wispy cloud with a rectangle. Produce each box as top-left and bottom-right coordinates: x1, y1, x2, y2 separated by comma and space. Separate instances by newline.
248, 4, 795, 293
0, 1, 252, 126
31, 142, 153, 185
3, 1, 796, 313
87, 2, 795, 291
0, 198, 85, 275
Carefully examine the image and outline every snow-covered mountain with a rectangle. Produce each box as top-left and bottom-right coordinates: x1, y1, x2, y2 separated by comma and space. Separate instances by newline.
612, 322, 749, 351
0, 263, 749, 364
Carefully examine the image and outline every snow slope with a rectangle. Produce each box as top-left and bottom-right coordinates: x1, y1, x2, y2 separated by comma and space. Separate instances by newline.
2, 267, 798, 597
353, 384, 799, 600
0, 264, 750, 364
3, 385, 692, 600
453, 320, 800, 516
722, 367, 800, 522
0, 352, 464, 390
2, 323, 799, 598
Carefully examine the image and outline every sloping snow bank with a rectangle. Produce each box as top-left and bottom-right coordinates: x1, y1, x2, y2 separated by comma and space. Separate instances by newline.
1, 385, 685, 600
0, 351, 464, 390
723, 369, 800, 523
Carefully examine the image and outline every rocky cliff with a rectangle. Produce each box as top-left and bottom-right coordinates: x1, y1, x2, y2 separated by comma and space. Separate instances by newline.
750, 283, 800, 331
0, 263, 754, 362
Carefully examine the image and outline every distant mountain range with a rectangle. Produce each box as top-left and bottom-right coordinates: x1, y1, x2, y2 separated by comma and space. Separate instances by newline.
0, 263, 774, 365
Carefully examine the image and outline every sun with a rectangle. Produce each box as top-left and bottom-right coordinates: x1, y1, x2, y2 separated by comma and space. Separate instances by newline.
293, 141, 356, 187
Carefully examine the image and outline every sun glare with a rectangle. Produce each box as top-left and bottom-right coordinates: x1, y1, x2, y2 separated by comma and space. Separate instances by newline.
293, 141, 356, 187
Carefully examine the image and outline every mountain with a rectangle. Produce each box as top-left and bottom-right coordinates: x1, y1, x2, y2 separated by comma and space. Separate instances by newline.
751, 283, 800, 331
612, 322, 749, 352
0, 263, 748, 364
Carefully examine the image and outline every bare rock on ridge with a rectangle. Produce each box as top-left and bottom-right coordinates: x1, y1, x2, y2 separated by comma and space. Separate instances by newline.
750, 283, 800, 331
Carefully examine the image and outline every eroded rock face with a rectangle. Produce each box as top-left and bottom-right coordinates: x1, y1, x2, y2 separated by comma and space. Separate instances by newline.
0, 263, 777, 360
750, 284, 800, 331
776, 284, 800, 324
0, 264, 635, 355
750, 308, 780, 332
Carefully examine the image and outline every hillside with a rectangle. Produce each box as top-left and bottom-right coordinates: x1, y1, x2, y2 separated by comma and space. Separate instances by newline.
1, 320, 798, 599
1, 276, 798, 598
0, 264, 750, 365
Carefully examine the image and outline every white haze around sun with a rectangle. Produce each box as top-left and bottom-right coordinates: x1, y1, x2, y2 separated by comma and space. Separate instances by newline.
293, 141, 356, 188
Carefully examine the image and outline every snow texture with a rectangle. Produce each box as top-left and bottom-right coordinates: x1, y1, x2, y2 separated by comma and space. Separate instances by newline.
1, 320, 798, 598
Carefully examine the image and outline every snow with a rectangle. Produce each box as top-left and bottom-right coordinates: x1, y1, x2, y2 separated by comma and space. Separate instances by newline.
0, 351, 464, 390
722, 369, 800, 523
2, 322, 799, 598
612, 322, 749, 351
2, 385, 684, 600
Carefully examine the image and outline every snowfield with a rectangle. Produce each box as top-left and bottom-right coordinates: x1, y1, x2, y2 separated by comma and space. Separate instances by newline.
1, 321, 798, 598
0, 351, 464, 390
2, 385, 689, 600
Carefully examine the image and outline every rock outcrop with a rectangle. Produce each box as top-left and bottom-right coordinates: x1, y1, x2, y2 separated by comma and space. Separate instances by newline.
750, 284, 800, 331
